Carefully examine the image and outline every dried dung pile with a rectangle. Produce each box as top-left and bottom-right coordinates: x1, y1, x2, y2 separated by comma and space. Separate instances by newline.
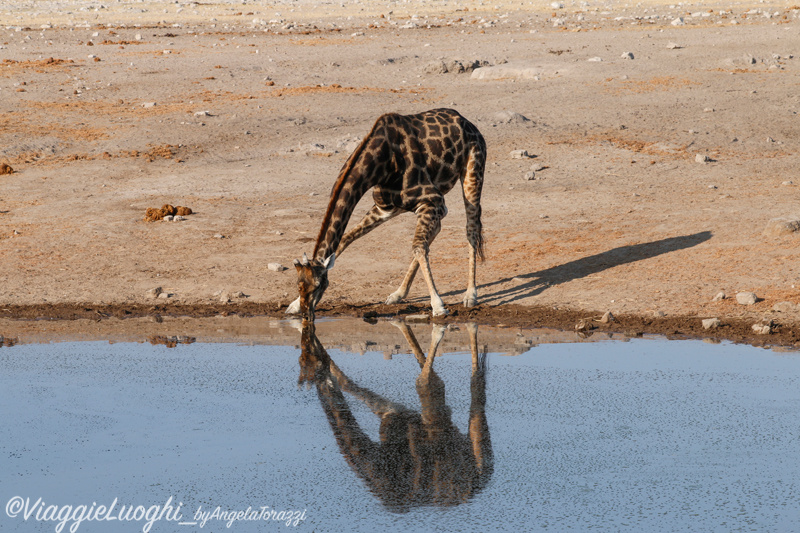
144, 204, 193, 222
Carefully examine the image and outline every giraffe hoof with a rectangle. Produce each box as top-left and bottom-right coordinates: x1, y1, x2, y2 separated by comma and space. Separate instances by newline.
385, 293, 405, 305
463, 290, 478, 308
431, 306, 450, 317
286, 297, 301, 315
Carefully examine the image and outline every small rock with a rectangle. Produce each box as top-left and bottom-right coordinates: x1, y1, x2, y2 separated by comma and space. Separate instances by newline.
0, 163, 13, 175
492, 111, 531, 124
575, 319, 595, 332
157, 292, 171, 299
621, 52, 634, 60
752, 323, 772, 335
524, 171, 536, 180
194, 110, 212, 117
213, 234, 225, 239
163, 215, 174, 221
653, 310, 666, 318
736, 291, 759, 305
142, 102, 157, 108
444, 59, 468, 73
763, 217, 800, 237
702, 318, 721, 330
773, 301, 798, 312
712, 291, 726, 302
671, 17, 684, 26
135, 33, 142, 40
510, 149, 530, 159
422, 60, 448, 74
405, 314, 430, 323
146, 287, 162, 299
599, 311, 615, 323
666, 42, 683, 49
587, 57, 603, 62
695, 154, 710, 164
268, 263, 287, 272
173, 215, 186, 222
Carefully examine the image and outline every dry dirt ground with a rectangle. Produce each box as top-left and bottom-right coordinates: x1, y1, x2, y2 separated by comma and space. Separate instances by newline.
1, 0, 800, 346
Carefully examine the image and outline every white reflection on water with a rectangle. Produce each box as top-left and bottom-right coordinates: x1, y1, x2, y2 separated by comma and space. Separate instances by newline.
0, 326, 798, 532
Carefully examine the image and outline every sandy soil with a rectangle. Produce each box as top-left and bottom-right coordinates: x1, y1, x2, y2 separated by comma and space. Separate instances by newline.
1, 0, 800, 345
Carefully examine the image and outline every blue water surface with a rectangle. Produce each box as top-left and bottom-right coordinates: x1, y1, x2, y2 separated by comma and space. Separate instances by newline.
1, 330, 798, 533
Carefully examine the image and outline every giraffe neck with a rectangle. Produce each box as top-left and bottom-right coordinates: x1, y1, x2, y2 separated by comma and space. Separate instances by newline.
312, 121, 383, 261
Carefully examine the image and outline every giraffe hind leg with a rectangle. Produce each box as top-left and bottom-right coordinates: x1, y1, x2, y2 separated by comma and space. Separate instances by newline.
461, 144, 485, 308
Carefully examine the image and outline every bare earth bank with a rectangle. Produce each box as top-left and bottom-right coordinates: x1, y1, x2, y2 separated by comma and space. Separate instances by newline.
1, 1, 799, 346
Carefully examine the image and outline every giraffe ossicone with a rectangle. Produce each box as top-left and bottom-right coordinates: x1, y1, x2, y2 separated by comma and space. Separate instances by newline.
288, 108, 486, 322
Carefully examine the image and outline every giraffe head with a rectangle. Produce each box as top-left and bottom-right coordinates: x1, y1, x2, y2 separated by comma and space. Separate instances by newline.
293, 252, 335, 322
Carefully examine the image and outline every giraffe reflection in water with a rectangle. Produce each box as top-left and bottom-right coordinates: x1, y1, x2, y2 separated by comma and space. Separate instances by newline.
298, 321, 493, 512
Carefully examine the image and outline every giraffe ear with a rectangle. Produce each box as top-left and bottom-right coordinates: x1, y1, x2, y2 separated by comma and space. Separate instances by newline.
293, 258, 302, 269
301, 252, 310, 265
323, 253, 336, 270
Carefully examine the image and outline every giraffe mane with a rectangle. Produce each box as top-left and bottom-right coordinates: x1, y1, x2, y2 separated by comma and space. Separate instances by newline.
312, 117, 385, 259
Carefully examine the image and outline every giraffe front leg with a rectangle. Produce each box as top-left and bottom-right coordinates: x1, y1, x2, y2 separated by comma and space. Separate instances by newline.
415, 248, 448, 316
411, 202, 448, 316
336, 204, 400, 256
385, 259, 419, 304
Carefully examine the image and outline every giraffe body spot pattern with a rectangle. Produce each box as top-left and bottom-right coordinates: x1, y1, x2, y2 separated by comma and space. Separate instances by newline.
290, 108, 486, 321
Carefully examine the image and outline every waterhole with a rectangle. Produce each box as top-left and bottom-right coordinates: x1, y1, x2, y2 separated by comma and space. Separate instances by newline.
1, 318, 798, 532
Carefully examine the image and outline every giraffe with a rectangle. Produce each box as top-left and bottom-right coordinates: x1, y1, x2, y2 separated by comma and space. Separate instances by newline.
298, 321, 492, 511
287, 108, 486, 321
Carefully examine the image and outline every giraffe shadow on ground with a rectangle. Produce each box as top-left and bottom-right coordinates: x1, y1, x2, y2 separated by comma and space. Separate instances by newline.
463, 231, 713, 306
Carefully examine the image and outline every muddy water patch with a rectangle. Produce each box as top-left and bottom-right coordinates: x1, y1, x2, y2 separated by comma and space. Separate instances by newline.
1, 321, 799, 532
